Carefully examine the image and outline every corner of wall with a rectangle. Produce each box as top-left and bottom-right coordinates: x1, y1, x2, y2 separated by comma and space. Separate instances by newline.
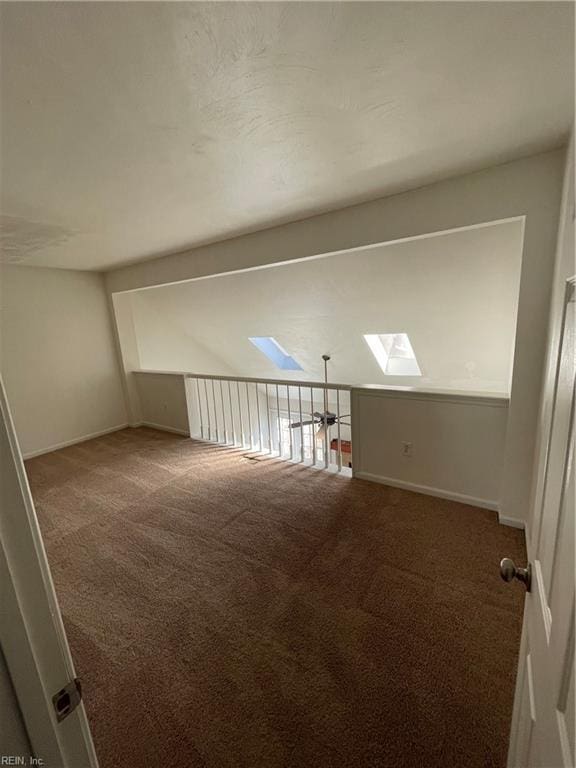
109, 291, 143, 425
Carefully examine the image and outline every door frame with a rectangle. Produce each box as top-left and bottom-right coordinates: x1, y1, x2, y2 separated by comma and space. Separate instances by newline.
0, 377, 98, 767
506, 127, 574, 766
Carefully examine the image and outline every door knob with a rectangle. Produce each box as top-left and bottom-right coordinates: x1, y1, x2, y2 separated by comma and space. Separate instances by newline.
500, 558, 532, 592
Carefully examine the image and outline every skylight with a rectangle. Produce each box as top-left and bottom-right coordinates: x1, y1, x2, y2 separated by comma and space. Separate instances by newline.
364, 333, 422, 376
249, 337, 303, 371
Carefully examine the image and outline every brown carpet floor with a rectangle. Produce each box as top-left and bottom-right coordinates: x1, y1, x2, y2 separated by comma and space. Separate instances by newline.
25, 427, 526, 768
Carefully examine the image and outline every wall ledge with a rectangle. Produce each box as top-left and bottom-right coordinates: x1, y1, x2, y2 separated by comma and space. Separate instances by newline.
134, 369, 509, 407
353, 386, 509, 407
136, 369, 188, 377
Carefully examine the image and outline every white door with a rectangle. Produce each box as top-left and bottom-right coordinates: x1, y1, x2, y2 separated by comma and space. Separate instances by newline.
506, 269, 575, 768
0, 377, 99, 767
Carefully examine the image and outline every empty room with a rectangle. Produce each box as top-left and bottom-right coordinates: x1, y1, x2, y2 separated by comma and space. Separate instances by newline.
0, 3, 574, 768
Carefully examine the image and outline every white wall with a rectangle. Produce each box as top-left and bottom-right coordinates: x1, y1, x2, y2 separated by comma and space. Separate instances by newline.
0, 266, 128, 457
125, 220, 523, 392
106, 150, 562, 295
110, 289, 143, 427
131, 291, 237, 375
134, 372, 189, 435
352, 388, 509, 510
108, 149, 565, 524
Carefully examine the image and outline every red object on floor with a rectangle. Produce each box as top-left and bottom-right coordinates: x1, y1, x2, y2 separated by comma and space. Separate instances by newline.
330, 438, 351, 453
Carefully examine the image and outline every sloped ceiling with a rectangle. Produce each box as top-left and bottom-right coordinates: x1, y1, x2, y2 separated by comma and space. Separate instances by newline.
131, 221, 524, 392
0, 2, 572, 270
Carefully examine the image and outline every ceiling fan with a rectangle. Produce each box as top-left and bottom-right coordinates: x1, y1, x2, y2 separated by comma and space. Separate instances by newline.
290, 355, 350, 440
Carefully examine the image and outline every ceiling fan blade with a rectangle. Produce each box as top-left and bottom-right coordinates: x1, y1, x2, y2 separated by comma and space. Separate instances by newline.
338, 422, 351, 426
291, 420, 317, 428
315, 424, 328, 441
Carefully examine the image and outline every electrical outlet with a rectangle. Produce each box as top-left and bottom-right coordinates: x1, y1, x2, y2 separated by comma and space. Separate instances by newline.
401, 441, 412, 457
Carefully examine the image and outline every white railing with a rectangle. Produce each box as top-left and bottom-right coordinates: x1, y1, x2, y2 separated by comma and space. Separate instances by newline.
184, 373, 352, 474
135, 369, 511, 508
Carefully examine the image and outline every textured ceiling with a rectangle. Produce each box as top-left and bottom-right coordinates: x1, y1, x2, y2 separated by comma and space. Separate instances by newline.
131, 221, 524, 392
0, 2, 573, 270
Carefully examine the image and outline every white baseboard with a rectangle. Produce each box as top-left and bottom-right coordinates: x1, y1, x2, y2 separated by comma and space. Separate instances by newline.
133, 421, 190, 437
353, 471, 500, 512
497, 513, 526, 530
22, 423, 129, 459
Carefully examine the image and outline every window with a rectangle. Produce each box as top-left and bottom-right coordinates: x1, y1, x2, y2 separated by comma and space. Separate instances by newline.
249, 337, 303, 371
276, 413, 325, 463
364, 333, 422, 376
